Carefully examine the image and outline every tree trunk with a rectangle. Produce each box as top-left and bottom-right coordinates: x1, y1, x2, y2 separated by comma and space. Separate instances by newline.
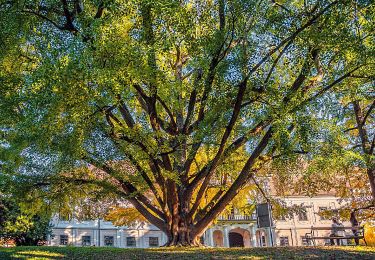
367, 167, 375, 203
164, 221, 202, 246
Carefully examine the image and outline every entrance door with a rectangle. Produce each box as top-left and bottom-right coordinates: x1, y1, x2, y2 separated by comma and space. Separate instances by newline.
229, 232, 244, 247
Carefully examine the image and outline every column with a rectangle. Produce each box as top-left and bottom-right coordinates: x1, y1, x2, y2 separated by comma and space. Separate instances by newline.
251, 225, 257, 247
72, 229, 77, 246
93, 230, 98, 246
98, 219, 102, 247
267, 227, 274, 246
209, 228, 214, 247
138, 229, 145, 248
293, 227, 298, 246
223, 227, 230, 247
119, 229, 124, 248
116, 230, 120, 248
71, 228, 74, 246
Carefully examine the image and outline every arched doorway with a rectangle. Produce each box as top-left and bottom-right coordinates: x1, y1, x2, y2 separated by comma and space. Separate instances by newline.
229, 232, 244, 247
229, 227, 252, 248
213, 230, 224, 247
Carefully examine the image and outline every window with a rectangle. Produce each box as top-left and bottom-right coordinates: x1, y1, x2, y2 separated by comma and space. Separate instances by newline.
280, 236, 289, 246
319, 207, 329, 220
298, 209, 308, 221
82, 236, 91, 246
261, 236, 266, 247
104, 236, 114, 246
149, 237, 159, 247
301, 236, 309, 246
60, 235, 68, 245
126, 237, 136, 247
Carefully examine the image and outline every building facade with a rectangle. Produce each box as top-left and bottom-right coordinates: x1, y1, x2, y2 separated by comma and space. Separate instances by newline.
49, 219, 168, 248
273, 195, 351, 246
48, 195, 351, 247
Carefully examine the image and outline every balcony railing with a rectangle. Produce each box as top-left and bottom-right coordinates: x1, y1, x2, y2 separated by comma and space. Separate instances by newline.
217, 214, 256, 222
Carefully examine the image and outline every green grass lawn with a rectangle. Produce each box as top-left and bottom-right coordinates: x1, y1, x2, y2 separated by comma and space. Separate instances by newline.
0, 246, 374, 260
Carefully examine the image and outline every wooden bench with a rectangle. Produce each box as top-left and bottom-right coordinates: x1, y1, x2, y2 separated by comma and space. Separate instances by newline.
305, 226, 366, 246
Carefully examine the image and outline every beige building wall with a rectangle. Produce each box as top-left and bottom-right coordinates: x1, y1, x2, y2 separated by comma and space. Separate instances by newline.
49, 219, 167, 248
50, 228, 73, 246
273, 195, 351, 246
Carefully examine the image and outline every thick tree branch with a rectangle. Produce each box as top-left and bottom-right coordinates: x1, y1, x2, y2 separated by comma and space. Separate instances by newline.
370, 135, 375, 155
188, 80, 247, 217
363, 100, 375, 125
117, 95, 135, 128
283, 53, 312, 103
94, 2, 104, 19
219, 0, 225, 31
83, 156, 166, 221
264, 40, 293, 84
251, 175, 271, 202
187, 2, 231, 134
21, 9, 66, 31
187, 120, 269, 195
353, 100, 370, 153
122, 151, 165, 210
271, 0, 291, 13
344, 126, 358, 133
126, 196, 166, 232
192, 128, 273, 236
155, 95, 177, 133
60, 0, 78, 33
293, 65, 363, 112
183, 69, 203, 133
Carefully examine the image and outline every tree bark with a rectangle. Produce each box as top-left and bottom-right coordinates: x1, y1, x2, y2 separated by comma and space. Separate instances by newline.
367, 167, 375, 203
353, 101, 375, 202
163, 216, 201, 246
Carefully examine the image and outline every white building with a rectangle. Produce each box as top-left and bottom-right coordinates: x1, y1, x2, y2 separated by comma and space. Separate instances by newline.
273, 195, 351, 246
49, 194, 351, 247
49, 219, 167, 248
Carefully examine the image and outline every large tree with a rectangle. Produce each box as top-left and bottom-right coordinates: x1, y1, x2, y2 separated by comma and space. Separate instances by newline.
0, 0, 373, 245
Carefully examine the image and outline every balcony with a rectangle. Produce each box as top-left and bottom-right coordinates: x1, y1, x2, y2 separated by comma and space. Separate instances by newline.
217, 214, 257, 223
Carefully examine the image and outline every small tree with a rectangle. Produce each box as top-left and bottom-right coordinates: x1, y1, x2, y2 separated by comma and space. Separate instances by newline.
0, 197, 52, 246
343, 98, 375, 204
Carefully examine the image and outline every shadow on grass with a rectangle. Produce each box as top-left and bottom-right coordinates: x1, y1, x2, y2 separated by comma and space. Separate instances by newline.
0, 246, 374, 259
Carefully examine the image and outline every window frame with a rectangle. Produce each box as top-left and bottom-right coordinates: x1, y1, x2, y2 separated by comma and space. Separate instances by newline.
82, 235, 91, 246
280, 236, 290, 246
59, 235, 69, 245
261, 235, 266, 247
148, 236, 159, 247
104, 235, 114, 247
318, 207, 329, 220
126, 236, 136, 247
298, 209, 308, 221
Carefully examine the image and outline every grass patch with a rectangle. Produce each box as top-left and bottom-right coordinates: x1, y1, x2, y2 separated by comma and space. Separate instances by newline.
0, 246, 374, 259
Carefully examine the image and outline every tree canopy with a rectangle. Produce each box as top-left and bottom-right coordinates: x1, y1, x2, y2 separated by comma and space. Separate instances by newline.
0, 0, 374, 246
